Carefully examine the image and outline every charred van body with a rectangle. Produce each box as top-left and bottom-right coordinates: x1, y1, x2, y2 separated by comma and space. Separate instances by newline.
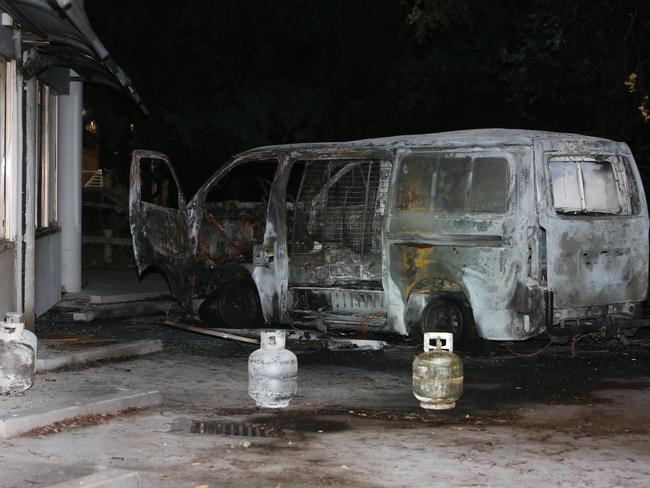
129, 129, 650, 342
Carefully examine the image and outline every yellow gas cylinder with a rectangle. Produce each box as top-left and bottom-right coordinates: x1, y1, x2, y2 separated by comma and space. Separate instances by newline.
412, 332, 463, 410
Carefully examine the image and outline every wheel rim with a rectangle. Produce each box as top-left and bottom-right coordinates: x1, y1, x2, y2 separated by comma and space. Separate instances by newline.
198, 293, 222, 324
421, 302, 463, 337
219, 283, 260, 327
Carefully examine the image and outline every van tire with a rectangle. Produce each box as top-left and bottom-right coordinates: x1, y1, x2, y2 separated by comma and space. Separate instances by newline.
198, 286, 225, 326
218, 279, 263, 328
418, 299, 464, 344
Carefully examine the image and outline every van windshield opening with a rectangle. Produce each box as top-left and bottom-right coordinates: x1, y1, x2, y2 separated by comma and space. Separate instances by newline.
549, 158, 625, 215
395, 154, 509, 213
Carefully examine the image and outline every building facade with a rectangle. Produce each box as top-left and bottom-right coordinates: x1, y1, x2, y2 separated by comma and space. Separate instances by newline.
0, 0, 141, 327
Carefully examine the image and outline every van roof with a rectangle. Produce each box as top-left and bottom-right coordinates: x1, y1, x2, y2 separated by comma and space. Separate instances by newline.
246, 128, 620, 154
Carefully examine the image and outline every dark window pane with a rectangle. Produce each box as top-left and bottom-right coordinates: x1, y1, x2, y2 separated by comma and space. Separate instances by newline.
396, 154, 508, 213
433, 157, 471, 211
206, 160, 277, 202
395, 155, 434, 212
139, 158, 179, 209
467, 157, 508, 212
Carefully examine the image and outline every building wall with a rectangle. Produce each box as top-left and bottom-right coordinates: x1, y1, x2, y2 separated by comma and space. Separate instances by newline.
35, 231, 61, 316
0, 60, 71, 323
0, 0, 125, 325
0, 242, 16, 317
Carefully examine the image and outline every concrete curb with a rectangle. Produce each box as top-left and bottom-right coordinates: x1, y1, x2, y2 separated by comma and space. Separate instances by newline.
0, 390, 162, 438
36, 340, 163, 372
90, 291, 170, 305
46, 469, 141, 488
72, 301, 178, 322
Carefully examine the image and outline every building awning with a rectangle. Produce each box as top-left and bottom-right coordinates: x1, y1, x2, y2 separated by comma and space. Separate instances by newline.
0, 0, 146, 113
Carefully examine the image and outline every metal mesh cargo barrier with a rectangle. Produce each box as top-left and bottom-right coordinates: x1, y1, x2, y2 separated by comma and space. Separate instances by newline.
289, 160, 389, 259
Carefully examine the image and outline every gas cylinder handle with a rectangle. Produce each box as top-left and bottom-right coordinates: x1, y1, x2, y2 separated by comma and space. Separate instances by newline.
0, 321, 25, 341
261, 330, 287, 350
423, 332, 453, 353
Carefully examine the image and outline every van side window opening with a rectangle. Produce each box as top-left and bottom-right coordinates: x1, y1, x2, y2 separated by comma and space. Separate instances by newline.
197, 159, 278, 264
396, 154, 508, 213
206, 160, 277, 203
549, 158, 627, 215
289, 159, 386, 256
139, 158, 180, 209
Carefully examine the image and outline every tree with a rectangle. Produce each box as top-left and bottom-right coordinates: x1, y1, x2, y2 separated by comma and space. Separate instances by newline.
85, 0, 650, 190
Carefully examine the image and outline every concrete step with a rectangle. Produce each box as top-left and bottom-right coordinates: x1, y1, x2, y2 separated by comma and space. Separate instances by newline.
36, 340, 163, 372
90, 291, 170, 305
72, 301, 178, 322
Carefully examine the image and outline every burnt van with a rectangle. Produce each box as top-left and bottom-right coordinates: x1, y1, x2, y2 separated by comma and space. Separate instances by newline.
129, 129, 650, 342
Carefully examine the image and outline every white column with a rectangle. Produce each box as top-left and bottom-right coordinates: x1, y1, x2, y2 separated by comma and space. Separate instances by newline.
57, 73, 83, 293
23, 77, 36, 328
6, 61, 23, 314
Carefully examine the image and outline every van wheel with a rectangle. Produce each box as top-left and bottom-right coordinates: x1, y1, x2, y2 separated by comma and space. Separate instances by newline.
218, 279, 263, 328
198, 286, 225, 326
419, 299, 464, 343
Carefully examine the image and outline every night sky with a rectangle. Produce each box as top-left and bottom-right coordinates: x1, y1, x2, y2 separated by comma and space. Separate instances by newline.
84, 0, 650, 194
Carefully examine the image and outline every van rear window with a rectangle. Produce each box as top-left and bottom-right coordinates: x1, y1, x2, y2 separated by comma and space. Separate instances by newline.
549, 159, 624, 215
395, 154, 508, 213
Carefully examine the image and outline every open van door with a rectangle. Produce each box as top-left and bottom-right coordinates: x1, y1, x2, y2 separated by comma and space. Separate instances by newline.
129, 150, 190, 277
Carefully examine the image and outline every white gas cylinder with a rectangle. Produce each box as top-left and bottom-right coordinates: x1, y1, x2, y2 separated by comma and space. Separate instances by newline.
248, 330, 297, 408
0, 312, 37, 394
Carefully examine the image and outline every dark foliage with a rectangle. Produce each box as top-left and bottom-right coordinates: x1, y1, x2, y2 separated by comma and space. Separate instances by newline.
84, 0, 650, 194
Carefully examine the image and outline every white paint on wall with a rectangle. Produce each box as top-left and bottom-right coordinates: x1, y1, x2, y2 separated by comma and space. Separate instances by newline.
34, 231, 62, 316
0, 244, 16, 317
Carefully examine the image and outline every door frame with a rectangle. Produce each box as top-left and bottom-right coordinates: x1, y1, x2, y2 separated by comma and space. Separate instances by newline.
128, 149, 189, 277
274, 147, 393, 323
187, 150, 282, 322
